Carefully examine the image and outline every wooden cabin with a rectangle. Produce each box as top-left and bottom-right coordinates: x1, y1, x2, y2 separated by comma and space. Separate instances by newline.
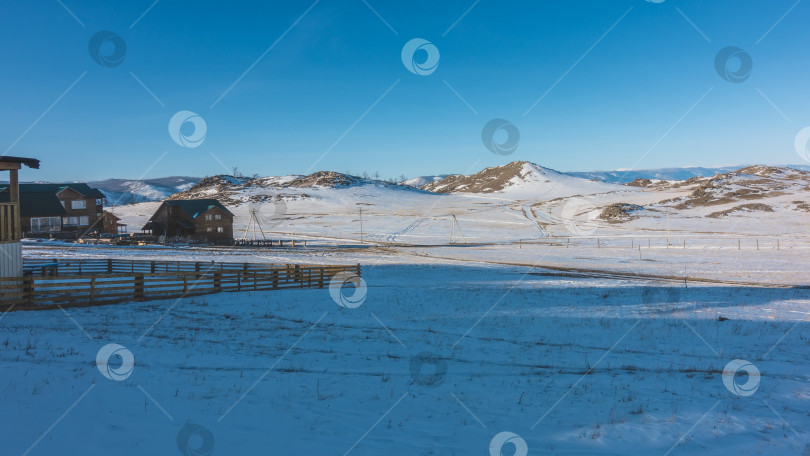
142, 199, 233, 241
102, 211, 126, 234
0, 156, 40, 277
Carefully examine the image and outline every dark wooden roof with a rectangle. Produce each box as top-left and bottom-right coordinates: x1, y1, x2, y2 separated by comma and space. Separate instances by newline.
164, 199, 233, 218
0, 156, 40, 169
17, 183, 105, 198
0, 192, 66, 216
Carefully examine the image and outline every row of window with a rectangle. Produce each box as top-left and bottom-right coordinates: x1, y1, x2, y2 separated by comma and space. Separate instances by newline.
59, 199, 103, 210
28, 216, 90, 232
204, 213, 223, 221
206, 227, 225, 233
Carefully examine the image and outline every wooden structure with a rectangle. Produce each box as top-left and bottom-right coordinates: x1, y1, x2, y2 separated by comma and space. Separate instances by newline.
0, 182, 105, 235
0, 156, 39, 278
143, 199, 234, 241
102, 211, 127, 234
0, 258, 360, 310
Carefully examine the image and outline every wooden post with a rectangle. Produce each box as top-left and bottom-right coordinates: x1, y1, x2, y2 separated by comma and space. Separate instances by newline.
9, 168, 20, 240
150, 261, 155, 273
107, 258, 112, 274
738, 239, 741, 250
272, 270, 278, 289
214, 272, 222, 291
756, 239, 759, 250
318, 267, 324, 288
23, 276, 33, 306
90, 277, 96, 303
183, 274, 188, 294
777, 239, 780, 250
134, 275, 144, 300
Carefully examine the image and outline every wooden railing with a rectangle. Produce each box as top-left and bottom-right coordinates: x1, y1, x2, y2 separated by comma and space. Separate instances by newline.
0, 202, 20, 243
0, 259, 361, 311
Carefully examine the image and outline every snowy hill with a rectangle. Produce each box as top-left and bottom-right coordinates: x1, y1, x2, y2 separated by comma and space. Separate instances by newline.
91, 176, 199, 205
421, 161, 622, 198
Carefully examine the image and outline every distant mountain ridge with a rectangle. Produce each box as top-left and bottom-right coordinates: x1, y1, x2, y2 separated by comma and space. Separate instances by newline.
89, 176, 200, 206
565, 164, 810, 183
22, 164, 810, 204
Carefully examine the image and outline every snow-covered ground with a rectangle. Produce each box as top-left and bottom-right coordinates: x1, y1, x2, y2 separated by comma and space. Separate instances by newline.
2, 260, 808, 455
5, 163, 810, 455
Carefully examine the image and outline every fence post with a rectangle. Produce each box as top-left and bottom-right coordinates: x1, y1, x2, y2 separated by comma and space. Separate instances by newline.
135, 275, 144, 300
318, 268, 324, 288
214, 272, 222, 291
237, 271, 241, 291
23, 276, 34, 306
272, 270, 278, 289
90, 277, 96, 304
107, 259, 112, 274
150, 261, 155, 273
183, 274, 188, 294
356, 264, 361, 276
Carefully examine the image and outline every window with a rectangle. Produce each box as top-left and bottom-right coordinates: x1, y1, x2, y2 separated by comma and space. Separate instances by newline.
60, 200, 65, 208
217, 227, 224, 233
206, 227, 213, 232
79, 216, 89, 226
30, 217, 61, 233
71, 200, 86, 209
63, 216, 78, 226
96, 199, 103, 206
205, 214, 212, 221
214, 214, 221, 220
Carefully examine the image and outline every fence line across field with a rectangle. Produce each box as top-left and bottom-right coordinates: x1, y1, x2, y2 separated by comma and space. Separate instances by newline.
0, 258, 361, 311
513, 235, 803, 251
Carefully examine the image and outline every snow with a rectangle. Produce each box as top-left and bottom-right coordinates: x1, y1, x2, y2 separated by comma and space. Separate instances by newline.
5, 165, 810, 455
2, 260, 808, 455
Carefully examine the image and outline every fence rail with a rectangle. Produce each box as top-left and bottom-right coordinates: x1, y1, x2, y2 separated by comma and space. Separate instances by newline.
1, 259, 360, 311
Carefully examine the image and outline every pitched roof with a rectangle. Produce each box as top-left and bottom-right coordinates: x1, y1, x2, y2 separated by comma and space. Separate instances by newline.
0, 192, 66, 216
163, 199, 233, 218
16, 183, 105, 198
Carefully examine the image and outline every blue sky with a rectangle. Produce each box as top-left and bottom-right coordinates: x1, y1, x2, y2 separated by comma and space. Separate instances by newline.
1, 0, 808, 182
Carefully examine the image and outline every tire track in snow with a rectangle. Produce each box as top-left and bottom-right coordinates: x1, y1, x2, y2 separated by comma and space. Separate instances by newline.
518, 203, 550, 238
386, 218, 426, 242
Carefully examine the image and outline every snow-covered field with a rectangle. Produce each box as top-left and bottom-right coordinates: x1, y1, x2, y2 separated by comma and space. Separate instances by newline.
2, 259, 809, 455
4, 163, 810, 455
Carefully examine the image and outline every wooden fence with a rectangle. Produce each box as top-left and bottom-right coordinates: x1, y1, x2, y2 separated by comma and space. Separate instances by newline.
0, 259, 361, 311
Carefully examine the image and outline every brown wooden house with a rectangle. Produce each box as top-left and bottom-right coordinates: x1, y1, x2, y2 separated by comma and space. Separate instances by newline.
142, 199, 233, 241
102, 211, 127, 235
0, 183, 105, 235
